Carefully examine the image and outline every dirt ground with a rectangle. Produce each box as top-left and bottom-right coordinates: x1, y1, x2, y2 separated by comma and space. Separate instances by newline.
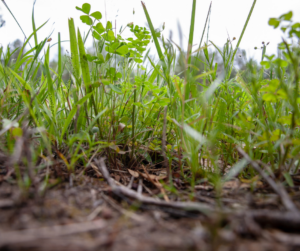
1, 159, 300, 251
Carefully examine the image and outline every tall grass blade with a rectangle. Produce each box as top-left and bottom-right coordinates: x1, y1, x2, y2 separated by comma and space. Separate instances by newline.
68, 18, 80, 80
58, 32, 62, 87
227, 0, 257, 79
32, 0, 38, 47
185, 0, 197, 99
44, 45, 56, 123
141, 2, 166, 73
61, 92, 93, 138
196, 2, 212, 58
1, 0, 33, 49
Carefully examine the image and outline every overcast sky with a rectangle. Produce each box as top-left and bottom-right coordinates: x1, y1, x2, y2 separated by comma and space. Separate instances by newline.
0, 0, 300, 62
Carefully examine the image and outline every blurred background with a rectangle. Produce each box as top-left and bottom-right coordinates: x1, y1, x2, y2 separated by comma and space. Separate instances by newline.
0, 0, 300, 62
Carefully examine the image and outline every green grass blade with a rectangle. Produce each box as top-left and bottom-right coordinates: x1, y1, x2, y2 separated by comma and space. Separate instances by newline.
197, 2, 212, 58
1, 0, 33, 49
227, 0, 257, 79
77, 28, 103, 138
32, 0, 38, 47
61, 92, 93, 138
77, 29, 91, 90
16, 19, 49, 65
68, 18, 81, 80
141, 2, 166, 72
58, 32, 62, 86
185, 0, 197, 100
44, 45, 56, 123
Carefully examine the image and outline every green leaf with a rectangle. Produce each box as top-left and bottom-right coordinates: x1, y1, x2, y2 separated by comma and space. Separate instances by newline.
93, 22, 105, 34
105, 53, 111, 62
134, 58, 143, 64
86, 54, 97, 62
274, 58, 288, 68
262, 93, 277, 102
76, 3, 91, 15
106, 21, 112, 30
82, 3, 91, 14
95, 54, 105, 64
269, 18, 280, 28
283, 172, 294, 187
260, 61, 271, 69
92, 31, 101, 40
109, 84, 123, 94
116, 45, 129, 55
280, 11, 293, 21
91, 11, 102, 20
80, 15, 93, 25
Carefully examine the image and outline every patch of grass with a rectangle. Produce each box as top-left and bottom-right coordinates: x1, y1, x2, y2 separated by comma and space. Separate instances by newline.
0, 1, 300, 195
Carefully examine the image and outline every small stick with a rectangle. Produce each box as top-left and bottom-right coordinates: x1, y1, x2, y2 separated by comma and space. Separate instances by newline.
127, 176, 134, 189
137, 178, 143, 194
237, 147, 298, 213
0, 220, 106, 246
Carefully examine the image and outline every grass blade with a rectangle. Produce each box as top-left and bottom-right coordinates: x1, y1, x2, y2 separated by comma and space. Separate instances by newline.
227, 0, 257, 79
68, 18, 80, 80
185, 0, 197, 100
141, 2, 166, 73
32, 0, 38, 47
58, 32, 62, 87
44, 45, 56, 123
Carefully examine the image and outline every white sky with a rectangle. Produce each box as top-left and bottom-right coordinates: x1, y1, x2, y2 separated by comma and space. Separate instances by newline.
0, 0, 300, 62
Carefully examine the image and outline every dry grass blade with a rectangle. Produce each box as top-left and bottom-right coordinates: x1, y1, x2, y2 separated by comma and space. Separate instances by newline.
237, 147, 299, 213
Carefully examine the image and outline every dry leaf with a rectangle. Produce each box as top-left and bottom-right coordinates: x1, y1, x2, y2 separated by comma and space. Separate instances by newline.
128, 169, 139, 178
118, 123, 126, 132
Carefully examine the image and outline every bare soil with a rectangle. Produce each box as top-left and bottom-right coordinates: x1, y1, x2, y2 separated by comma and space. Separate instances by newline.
1, 160, 300, 251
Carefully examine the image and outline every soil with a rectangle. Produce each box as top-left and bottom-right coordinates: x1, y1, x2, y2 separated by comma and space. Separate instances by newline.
1, 160, 300, 251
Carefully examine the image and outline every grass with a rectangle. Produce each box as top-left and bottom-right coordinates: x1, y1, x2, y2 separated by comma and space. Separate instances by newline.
0, 0, 300, 197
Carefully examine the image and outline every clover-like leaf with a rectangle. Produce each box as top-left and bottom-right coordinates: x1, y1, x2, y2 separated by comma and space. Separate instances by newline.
80, 15, 93, 25
268, 18, 280, 28
94, 54, 105, 64
106, 21, 112, 30
86, 54, 97, 62
280, 11, 293, 21
116, 45, 129, 55
91, 11, 102, 20
76, 3, 91, 15
92, 31, 101, 40
82, 3, 91, 14
93, 22, 105, 34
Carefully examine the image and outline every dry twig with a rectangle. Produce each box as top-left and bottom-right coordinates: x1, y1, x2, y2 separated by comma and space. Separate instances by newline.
96, 158, 212, 214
